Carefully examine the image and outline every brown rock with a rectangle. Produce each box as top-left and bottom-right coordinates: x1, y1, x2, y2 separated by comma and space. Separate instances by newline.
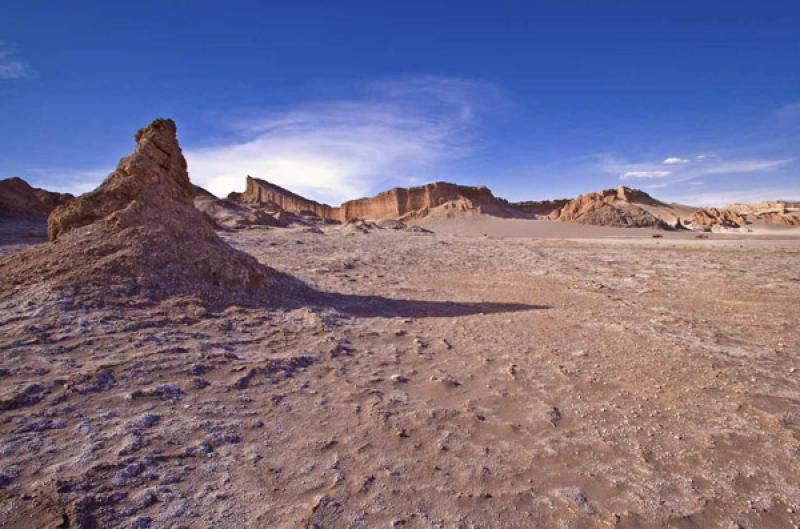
1, 118, 271, 305
685, 208, 747, 231
234, 176, 339, 220
338, 182, 524, 221
512, 199, 570, 218
549, 187, 670, 228
0, 177, 73, 218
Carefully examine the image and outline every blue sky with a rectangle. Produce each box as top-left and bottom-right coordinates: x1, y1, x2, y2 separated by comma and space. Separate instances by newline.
1, 1, 798, 206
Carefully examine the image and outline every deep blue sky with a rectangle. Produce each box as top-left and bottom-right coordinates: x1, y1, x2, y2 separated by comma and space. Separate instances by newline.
1, 1, 798, 205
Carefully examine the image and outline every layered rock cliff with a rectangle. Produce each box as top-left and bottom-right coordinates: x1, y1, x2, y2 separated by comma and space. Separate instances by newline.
338, 182, 523, 221
235, 176, 340, 220
0, 177, 73, 218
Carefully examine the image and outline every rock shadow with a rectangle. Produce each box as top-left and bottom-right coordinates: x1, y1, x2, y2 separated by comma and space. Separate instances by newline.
268, 271, 549, 318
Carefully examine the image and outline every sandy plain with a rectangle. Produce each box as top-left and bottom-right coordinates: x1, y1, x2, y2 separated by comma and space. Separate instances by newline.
1, 219, 799, 528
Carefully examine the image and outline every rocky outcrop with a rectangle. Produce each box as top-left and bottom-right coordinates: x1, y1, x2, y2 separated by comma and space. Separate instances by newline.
338, 182, 524, 221
0, 177, 73, 218
683, 208, 748, 231
2, 118, 271, 305
193, 184, 285, 230
724, 201, 800, 226
235, 176, 339, 220
512, 199, 570, 218
548, 187, 671, 229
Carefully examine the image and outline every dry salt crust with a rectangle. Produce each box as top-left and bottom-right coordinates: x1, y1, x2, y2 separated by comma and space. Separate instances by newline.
1, 220, 799, 528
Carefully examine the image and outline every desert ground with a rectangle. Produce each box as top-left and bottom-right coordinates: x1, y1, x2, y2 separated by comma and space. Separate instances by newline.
1, 219, 799, 529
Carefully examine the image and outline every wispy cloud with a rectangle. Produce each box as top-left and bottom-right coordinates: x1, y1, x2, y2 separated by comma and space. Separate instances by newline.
662, 157, 689, 165
668, 185, 800, 208
186, 76, 505, 203
621, 170, 671, 179
25, 167, 109, 195
606, 154, 791, 184
0, 42, 35, 80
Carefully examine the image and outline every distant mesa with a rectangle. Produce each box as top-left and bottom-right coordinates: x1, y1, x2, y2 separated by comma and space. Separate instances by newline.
224, 178, 527, 223
0, 177, 73, 219
338, 182, 526, 222
235, 176, 339, 220
1, 118, 272, 305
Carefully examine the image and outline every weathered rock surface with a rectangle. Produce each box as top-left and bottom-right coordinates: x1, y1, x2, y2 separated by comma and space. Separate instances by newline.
724, 200, 800, 226
234, 176, 340, 220
683, 208, 748, 231
0, 177, 73, 218
339, 182, 524, 221
548, 187, 672, 228
512, 198, 570, 218
193, 184, 285, 230
1, 118, 272, 305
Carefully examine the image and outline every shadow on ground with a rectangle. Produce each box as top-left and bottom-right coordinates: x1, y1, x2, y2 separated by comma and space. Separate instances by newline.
269, 271, 549, 318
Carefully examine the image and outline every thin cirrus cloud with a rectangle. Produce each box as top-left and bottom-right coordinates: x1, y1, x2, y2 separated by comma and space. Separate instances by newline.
621, 170, 671, 179
185, 76, 506, 204
0, 42, 35, 80
611, 155, 791, 183
662, 157, 689, 165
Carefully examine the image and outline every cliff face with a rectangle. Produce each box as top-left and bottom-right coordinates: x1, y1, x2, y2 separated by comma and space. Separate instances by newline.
236, 176, 340, 220
0, 177, 73, 218
338, 182, 522, 221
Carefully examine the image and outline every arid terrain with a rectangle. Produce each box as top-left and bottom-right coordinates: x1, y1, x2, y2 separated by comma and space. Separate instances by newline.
1, 120, 799, 528
1, 221, 799, 528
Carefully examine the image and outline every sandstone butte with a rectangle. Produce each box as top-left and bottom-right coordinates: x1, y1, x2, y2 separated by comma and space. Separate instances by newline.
1, 118, 271, 305
232, 177, 523, 222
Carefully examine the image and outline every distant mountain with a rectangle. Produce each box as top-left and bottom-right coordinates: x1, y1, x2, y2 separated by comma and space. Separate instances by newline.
0, 177, 73, 218
194, 177, 799, 232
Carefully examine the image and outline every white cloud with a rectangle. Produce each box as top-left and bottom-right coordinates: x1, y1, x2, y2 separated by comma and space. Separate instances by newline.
621, 170, 671, 179
606, 153, 791, 185
0, 42, 34, 80
186, 76, 502, 203
662, 157, 689, 165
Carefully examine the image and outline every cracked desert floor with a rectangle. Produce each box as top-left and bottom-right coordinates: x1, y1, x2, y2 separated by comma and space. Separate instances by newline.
2, 222, 800, 529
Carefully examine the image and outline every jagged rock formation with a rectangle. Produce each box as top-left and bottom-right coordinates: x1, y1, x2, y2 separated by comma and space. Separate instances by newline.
235, 176, 339, 220
193, 184, 284, 230
512, 199, 570, 218
724, 201, 800, 226
338, 182, 524, 221
1, 119, 271, 305
0, 177, 73, 218
548, 187, 672, 229
682, 208, 749, 231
